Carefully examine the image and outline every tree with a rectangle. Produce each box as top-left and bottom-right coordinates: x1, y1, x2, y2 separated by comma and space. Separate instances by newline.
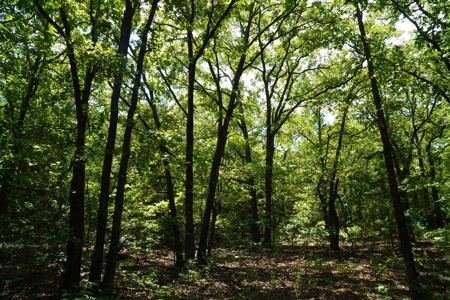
102, 0, 159, 290
89, 0, 136, 284
32, 0, 103, 289
180, 0, 238, 260
0, 6, 44, 215
355, 3, 421, 298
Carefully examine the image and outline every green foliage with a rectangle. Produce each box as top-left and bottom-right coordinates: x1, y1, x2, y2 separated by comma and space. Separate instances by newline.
424, 229, 450, 248
1, 0, 450, 297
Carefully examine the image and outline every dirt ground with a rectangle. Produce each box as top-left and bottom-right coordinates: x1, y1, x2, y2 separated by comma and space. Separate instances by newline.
1, 241, 449, 299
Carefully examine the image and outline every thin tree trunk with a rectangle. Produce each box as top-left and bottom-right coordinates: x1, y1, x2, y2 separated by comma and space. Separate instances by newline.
415, 133, 435, 229
237, 104, 261, 244
264, 133, 275, 248
356, 5, 420, 299
428, 149, 444, 228
328, 178, 340, 250
142, 83, 184, 267
391, 144, 416, 243
196, 68, 245, 261
89, 0, 135, 283
248, 178, 261, 244
164, 160, 184, 267
0, 56, 41, 215
102, 0, 158, 291
327, 101, 349, 251
208, 198, 219, 255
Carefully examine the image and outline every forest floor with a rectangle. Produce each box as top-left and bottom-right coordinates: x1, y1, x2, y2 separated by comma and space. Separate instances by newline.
1, 240, 450, 299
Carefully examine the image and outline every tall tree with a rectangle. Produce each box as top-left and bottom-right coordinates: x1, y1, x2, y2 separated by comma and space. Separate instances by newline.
140, 77, 184, 267
89, 0, 136, 284
355, 3, 420, 298
102, 0, 159, 290
236, 102, 261, 243
32, 0, 101, 289
179, 0, 238, 260
196, 1, 254, 262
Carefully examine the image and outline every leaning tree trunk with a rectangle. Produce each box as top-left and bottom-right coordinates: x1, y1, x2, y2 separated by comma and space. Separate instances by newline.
102, 0, 158, 291
356, 5, 420, 299
196, 69, 244, 261
327, 100, 349, 251
237, 104, 261, 244
0, 56, 41, 216
142, 82, 184, 267
89, 0, 135, 283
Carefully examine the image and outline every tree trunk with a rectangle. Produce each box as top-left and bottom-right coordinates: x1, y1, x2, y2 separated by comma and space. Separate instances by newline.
391, 142, 416, 243
237, 103, 261, 244
415, 134, 435, 229
328, 178, 340, 250
196, 1, 248, 262
141, 83, 184, 267
264, 133, 275, 248
248, 178, 261, 244
164, 160, 184, 267
327, 100, 348, 251
102, 0, 158, 291
356, 5, 420, 299
89, 0, 135, 283
196, 73, 243, 261
35, 5, 100, 290
428, 150, 444, 228
208, 199, 219, 255
185, 28, 196, 260
0, 56, 41, 216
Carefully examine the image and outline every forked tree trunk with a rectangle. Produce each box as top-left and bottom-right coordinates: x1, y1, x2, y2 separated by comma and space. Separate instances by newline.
196, 64, 245, 261
195, 0, 247, 263
32, 2, 99, 289
327, 100, 349, 251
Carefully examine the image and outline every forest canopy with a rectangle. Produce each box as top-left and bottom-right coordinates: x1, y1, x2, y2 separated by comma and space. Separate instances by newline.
0, 0, 449, 298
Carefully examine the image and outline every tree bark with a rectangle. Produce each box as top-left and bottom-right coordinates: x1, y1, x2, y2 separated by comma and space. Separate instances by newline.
356, 5, 420, 299
237, 104, 261, 243
32, 2, 99, 289
263, 132, 275, 248
102, 0, 158, 291
89, 0, 135, 283
0, 56, 41, 215
185, 29, 196, 260
196, 52, 247, 262
428, 152, 444, 228
142, 84, 184, 267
